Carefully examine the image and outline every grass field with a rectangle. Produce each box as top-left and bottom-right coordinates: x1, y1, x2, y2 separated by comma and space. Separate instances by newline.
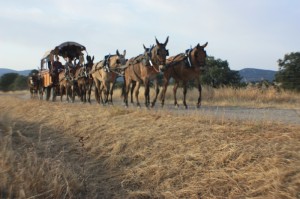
0, 89, 300, 198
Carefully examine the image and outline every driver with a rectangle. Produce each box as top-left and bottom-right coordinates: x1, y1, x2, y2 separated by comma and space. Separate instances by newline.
52, 55, 63, 83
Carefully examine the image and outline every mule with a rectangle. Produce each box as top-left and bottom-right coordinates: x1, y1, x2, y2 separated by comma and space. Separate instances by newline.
27, 73, 41, 99
91, 50, 126, 105
75, 55, 94, 103
58, 64, 77, 103
160, 42, 208, 109
124, 37, 169, 108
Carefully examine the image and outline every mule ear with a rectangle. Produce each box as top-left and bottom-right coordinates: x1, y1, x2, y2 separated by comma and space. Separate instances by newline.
92, 56, 94, 61
143, 44, 147, 50
123, 50, 126, 56
116, 50, 120, 56
202, 42, 208, 48
164, 36, 169, 46
155, 37, 160, 45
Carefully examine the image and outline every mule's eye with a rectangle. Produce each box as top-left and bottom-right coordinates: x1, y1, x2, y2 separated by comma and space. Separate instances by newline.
156, 49, 160, 55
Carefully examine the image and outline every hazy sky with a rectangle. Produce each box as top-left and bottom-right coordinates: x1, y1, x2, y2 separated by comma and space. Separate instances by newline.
0, 0, 299, 71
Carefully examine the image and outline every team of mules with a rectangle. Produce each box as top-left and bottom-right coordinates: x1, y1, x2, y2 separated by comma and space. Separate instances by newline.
33, 37, 208, 108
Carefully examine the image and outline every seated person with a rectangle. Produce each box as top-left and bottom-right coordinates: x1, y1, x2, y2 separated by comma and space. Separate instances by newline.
52, 55, 63, 83
52, 55, 64, 72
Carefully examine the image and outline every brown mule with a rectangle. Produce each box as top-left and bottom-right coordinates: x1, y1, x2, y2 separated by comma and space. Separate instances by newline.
74, 55, 94, 103
91, 50, 126, 105
124, 37, 169, 108
59, 65, 77, 103
27, 73, 41, 99
160, 42, 208, 109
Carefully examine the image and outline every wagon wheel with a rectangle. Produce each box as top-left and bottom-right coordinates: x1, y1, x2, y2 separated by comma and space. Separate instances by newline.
45, 87, 51, 101
51, 85, 59, 102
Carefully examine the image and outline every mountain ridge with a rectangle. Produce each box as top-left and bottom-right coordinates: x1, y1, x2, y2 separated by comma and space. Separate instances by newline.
238, 68, 276, 82
0, 67, 277, 82
0, 68, 33, 77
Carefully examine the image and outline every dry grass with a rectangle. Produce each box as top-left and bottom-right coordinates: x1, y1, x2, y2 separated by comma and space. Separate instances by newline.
0, 94, 300, 198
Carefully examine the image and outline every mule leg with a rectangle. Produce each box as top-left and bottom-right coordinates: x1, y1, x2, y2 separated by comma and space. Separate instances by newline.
70, 86, 73, 103
197, 79, 202, 108
94, 80, 101, 104
83, 84, 87, 103
173, 81, 179, 108
60, 86, 63, 102
103, 81, 109, 104
124, 78, 132, 107
130, 81, 136, 104
134, 82, 141, 107
151, 79, 159, 108
144, 79, 150, 107
182, 82, 188, 109
87, 80, 93, 103
145, 85, 150, 107
109, 82, 115, 104
66, 85, 70, 103
160, 77, 169, 107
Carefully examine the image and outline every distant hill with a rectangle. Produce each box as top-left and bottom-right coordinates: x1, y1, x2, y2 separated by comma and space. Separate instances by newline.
239, 68, 277, 82
0, 68, 32, 77
1, 67, 277, 83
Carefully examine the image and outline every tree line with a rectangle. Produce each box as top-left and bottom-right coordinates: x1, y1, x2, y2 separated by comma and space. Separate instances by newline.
1, 53, 299, 92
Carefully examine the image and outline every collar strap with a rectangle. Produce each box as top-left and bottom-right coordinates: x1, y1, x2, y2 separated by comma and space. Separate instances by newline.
185, 47, 192, 67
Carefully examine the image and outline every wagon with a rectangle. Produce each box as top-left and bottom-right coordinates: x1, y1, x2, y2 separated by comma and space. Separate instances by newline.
39, 42, 87, 101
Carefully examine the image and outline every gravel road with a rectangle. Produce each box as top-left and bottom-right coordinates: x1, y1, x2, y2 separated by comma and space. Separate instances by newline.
5, 92, 300, 125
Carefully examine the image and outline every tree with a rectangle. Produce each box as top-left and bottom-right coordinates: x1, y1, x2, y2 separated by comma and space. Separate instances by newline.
11, 75, 28, 90
201, 56, 242, 87
275, 52, 300, 91
0, 73, 19, 91
29, 69, 39, 76
0, 73, 28, 91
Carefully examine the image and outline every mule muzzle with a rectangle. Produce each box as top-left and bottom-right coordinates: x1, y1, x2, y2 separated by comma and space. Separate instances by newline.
159, 65, 166, 72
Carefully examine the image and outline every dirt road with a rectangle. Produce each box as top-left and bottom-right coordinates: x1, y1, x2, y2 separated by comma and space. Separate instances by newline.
6, 91, 300, 125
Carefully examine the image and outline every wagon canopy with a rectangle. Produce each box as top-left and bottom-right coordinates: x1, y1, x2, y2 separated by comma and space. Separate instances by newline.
53, 41, 86, 60
41, 50, 54, 61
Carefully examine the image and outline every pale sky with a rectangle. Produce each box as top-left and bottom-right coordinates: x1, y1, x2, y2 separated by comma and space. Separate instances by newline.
0, 0, 299, 71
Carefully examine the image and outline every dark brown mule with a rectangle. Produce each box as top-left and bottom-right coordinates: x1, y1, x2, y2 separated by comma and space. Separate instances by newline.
160, 42, 208, 109
75, 55, 94, 103
58, 64, 77, 103
27, 73, 41, 99
91, 50, 126, 105
124, 37, 169, 108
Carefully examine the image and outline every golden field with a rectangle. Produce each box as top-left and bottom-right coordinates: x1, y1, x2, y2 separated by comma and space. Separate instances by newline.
0, 88, 300, 198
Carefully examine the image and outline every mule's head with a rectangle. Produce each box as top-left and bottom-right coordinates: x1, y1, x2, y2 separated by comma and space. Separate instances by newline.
191, 42, 208, 68
151, 36, 169, 72
110, 50, 126, 68
85, 55, 94, 69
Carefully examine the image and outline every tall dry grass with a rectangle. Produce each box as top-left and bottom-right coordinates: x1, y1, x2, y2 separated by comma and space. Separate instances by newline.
0, 93, 300, 198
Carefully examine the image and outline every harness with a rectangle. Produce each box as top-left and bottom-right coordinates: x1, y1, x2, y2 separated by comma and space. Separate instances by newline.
146, 45, 154, 66
185, 47, 193, 67
103, 54, 111, 72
